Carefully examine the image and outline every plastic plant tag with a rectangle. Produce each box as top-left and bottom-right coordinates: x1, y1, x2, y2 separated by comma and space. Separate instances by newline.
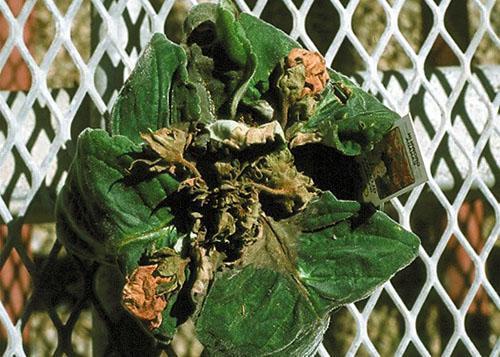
357, 114, 428, 206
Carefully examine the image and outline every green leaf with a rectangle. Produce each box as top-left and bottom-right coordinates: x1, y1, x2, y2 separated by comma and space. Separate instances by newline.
183, 4, 298, 117
183, 2, 255, 118
182, 3, 218, 38
196, 267, 329, 357
215, 5, 256, 117
296, 192, 420, 312
196, 191, 419, 355
154, 261, 192, 344
173, 44, 222, 123
56, 129, 180, 271
296, 192, 360, 231
297, 70, 400, 156
110, 33, 188, 143
216, 3, 250, 68
239, 13, 299, 102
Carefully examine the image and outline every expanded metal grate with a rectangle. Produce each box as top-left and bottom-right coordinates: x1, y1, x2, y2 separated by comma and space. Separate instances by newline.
0, 0, 498, 356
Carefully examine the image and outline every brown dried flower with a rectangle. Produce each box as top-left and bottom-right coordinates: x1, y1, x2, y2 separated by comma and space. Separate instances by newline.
122, 264, 172, 330
286, 48, 329, 97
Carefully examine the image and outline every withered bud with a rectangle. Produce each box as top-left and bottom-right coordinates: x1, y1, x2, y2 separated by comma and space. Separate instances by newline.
287, 48, 329, 97
122, 264, 172, 330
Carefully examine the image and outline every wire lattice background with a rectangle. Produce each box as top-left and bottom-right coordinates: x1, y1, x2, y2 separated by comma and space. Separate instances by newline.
0, 0, 498, 356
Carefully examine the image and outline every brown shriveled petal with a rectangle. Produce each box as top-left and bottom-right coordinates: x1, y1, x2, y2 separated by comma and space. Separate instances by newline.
289, 131, 323, 148
122, 264, 173, 330
140, 128, 201, 178
287, 48, 329, 97
245, 122, 285, 147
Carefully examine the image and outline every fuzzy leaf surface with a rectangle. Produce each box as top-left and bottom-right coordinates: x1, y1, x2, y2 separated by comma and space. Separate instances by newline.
110, 34, 188, 143
56, 129, 180, 271
196, 192, 419, 356
295, 70, 400, 155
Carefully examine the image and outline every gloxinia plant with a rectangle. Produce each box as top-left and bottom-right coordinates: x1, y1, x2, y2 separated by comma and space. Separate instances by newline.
56, 1, 420, 356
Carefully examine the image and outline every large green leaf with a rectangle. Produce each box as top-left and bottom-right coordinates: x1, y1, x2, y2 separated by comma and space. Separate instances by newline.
56, 129, 179, 270
295, 192, 420, 313
297, 70, 400, 156
238, 12, 299, 102
110, 33, 188, 143
196, 267, 329, 357
57, 129, 186, 344
195, 191, 419, 356
183, 3, 298, 117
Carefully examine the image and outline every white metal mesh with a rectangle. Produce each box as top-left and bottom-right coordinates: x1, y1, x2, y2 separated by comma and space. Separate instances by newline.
0, 0, 498, 356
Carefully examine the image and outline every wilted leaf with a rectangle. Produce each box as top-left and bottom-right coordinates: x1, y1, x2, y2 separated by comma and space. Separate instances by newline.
206, 120, 285, 151
196, 192, 419, 356
138, 127, 201, 179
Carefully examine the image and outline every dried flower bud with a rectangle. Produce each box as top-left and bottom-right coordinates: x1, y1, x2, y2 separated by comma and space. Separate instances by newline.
287, 48, 329, 97
130, 127, 201, 178
122, 264, 172, 330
